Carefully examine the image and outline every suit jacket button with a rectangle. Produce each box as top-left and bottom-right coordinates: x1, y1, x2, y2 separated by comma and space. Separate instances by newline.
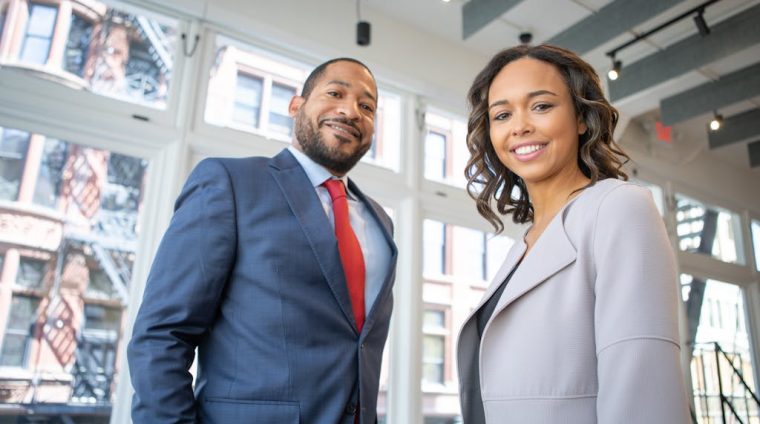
345, 403, 357, 415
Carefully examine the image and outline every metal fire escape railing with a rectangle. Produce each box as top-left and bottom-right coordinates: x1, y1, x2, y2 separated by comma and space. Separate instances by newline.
692, 342, 760, 423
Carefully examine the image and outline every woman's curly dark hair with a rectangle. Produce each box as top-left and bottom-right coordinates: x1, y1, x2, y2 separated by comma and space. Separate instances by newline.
465, 44, 630, 233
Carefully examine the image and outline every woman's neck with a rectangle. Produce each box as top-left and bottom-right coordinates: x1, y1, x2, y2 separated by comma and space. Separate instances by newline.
526, 169, 590, 230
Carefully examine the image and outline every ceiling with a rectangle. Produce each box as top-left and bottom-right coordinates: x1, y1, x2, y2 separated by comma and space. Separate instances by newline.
368, 0, 760, 174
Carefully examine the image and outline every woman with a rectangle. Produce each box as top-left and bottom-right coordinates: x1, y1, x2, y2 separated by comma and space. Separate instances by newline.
457, 44, 690, 423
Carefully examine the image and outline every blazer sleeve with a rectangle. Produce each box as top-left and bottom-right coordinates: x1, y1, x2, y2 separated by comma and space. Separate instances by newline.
592, 184, 690, 423
127, 158, 237, 423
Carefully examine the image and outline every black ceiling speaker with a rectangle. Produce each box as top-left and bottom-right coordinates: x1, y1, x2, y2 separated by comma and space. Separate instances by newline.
357, 21, 371, 46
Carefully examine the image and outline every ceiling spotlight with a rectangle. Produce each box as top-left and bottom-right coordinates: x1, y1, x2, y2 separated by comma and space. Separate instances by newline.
608, 59, 622, 81
356, 0, 370, 46
441, 0, 451, 2
709, 113, 723, 131
693, 10, 710, 36
519, 32, 533, 45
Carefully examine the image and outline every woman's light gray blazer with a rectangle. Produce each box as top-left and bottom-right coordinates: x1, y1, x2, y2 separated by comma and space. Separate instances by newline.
457, 179, 690, 423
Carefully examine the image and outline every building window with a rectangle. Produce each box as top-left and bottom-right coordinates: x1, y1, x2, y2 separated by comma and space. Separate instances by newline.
424, 110, 468, 187
232, 72, 264, 128
19, 3, 58, 65
422, 309, 447, 385
33, 138, 68, 208
269, 82, 296, 136
0, 127, 31, 201
16, 257, 47, 289
0, 296, 40, 367
423, 220, 446, 277
0, 4, 8, 46
64, 13, 93, 77
424, 131, 447, 181
451, 226, 486, 281
675, 194, 744, 264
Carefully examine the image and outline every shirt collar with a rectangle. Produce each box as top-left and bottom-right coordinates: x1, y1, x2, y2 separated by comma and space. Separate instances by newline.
288, 145, 349, 189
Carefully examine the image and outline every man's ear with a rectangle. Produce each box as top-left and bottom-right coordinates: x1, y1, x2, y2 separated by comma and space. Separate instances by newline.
289, 96, 305, 118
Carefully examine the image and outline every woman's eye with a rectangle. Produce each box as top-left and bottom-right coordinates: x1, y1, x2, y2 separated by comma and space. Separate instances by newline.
534, 103, 553, 111
494, 112, 511, 121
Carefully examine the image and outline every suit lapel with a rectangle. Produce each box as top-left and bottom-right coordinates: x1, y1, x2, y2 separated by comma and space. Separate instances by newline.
268, 150, 359, 334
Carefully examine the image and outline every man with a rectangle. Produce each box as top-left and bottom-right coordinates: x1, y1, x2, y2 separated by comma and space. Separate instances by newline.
128, 58, 398, 424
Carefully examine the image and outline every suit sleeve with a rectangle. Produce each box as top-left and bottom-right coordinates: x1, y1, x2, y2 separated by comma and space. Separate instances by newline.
592, 184, 690, 423
127, 158, 237, 423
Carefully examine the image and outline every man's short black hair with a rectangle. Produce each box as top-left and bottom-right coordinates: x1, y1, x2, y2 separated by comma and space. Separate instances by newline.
301, 58, 375, 99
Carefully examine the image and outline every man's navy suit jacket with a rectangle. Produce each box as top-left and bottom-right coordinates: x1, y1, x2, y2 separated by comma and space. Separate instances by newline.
127, 149, 398, 423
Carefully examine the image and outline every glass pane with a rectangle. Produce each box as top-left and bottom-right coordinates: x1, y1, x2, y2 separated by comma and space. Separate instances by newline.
20, 35, 52, 64
423, 219, 445, 277
5, 3, 178, 108
682, 275, 758, 423
422, 335, 444, 385
425, 131, 446, 181
362, 89, 401, 171
424, 310, 445, 329
752, 220, 760, 272
16, 257, 46, 289
205, 35, 307, 140
33, 138, 68, 208
232, 73, 263, 128
421, 219, 514, 422
0, 296, 40, 367
0, 128, 31, 201
424, 110, 468, 187
675, 194, 744, 264
269, 82, 295, 136
0, 125, 148, 421
64, 13, 93, 77
26, 3, 57, 37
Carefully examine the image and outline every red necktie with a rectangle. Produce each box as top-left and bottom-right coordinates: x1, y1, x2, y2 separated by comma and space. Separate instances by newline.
323, 179, 366, 332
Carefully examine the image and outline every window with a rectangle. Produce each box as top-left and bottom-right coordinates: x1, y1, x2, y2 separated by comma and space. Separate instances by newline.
269, 82, 296, 136
752, 220, 760, 272
423, 219, 445, 277
0, 296, 40, 367
232, 73, 264, 128
16, 257, 47, 289
675, 194, 744, 264
0, 126, 149, 420
425, 131, 447, 181
64, 13, 93, 77
424, 110, 468, 187
0, 127, 31, 201
363, 90, 401, 171
422, 310, 447, 386
0, 3, 7, 46
205, 35, 307, 140
6, 2, 178, 108
681, 275, 757, 423
33, 138, 68, 208
421, 219, 514, 420
19, 3, 57, 65
204, 34, 402, 170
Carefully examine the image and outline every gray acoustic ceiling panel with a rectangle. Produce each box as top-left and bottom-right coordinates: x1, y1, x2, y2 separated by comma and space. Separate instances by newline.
462, 0, 523, 39
660, 63, 760, 126
547, 0, 683, 55
708, 109, 760, 149
608, 4, 760, 102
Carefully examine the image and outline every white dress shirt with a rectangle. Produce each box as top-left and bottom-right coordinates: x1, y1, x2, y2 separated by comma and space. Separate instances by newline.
288, 146, 392, 316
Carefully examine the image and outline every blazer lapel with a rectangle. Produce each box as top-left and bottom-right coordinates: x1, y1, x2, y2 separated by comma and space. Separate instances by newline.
268, 150, 359, 334
492, 209, 577, 315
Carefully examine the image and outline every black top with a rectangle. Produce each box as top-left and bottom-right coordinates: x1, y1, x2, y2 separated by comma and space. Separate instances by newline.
477, 264, 519, 338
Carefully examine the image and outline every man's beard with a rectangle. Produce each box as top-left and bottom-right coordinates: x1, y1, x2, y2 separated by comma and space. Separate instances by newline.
295, 109, 371, 175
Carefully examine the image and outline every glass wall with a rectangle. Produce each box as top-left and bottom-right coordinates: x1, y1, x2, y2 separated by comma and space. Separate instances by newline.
420, 219, 513, 422
675, 194, 745, 265
0, 124, 148, 422
0, 0, 178, 108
